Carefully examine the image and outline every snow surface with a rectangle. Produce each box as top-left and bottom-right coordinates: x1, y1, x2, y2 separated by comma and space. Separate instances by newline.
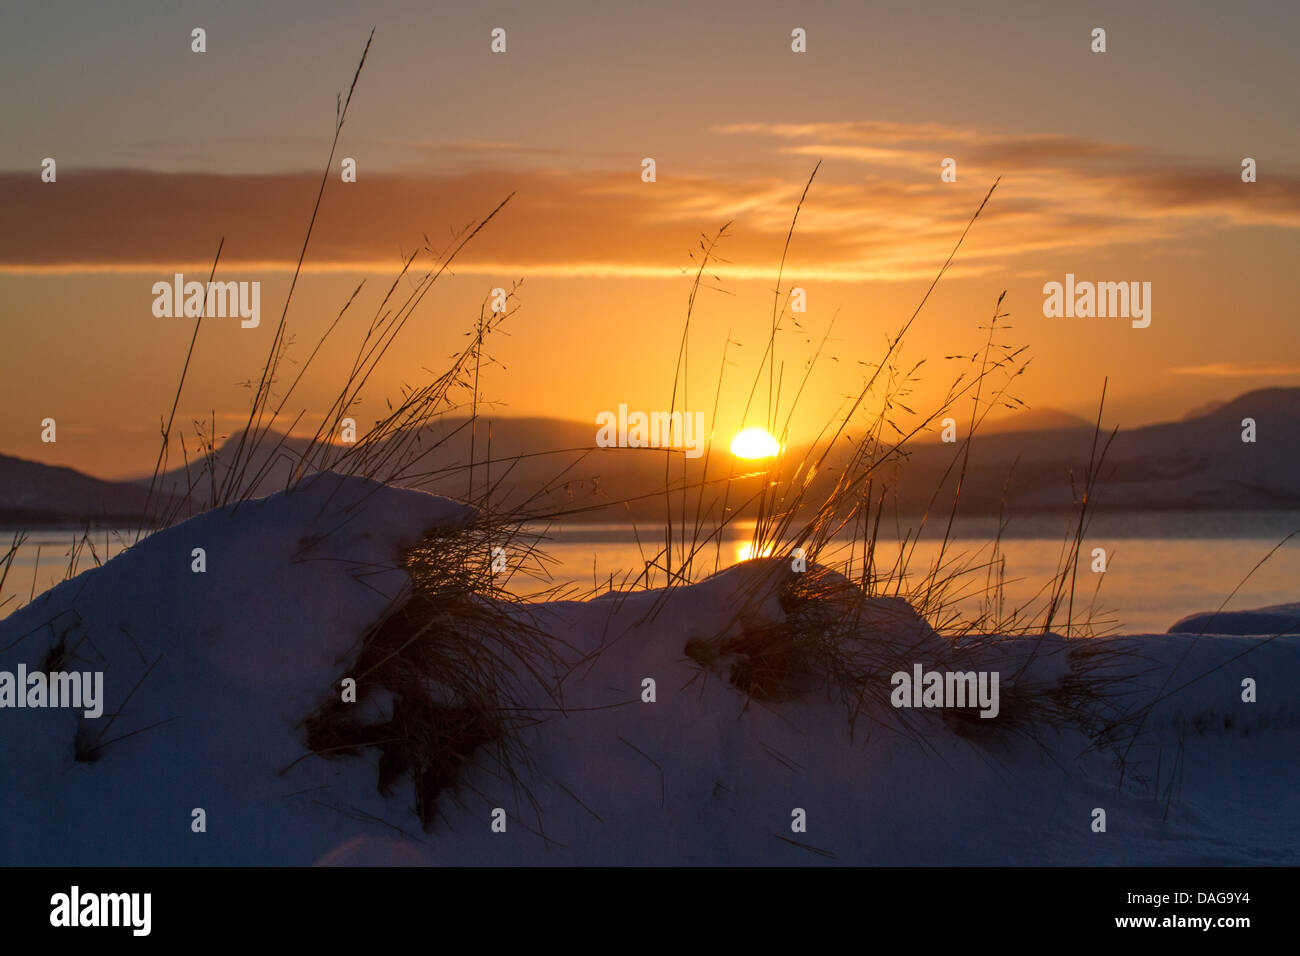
1168, 602, 1300, 636
1, 474, 1296, 865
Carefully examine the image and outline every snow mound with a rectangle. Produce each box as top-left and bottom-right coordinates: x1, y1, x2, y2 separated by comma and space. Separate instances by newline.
0, 473, 473, 865
1168, 602, 1300, 636
2, 475, 1298, 865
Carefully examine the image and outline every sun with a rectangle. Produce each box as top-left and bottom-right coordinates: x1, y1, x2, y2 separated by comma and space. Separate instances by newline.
729, 427, 781, 460
736, 541, 776, 562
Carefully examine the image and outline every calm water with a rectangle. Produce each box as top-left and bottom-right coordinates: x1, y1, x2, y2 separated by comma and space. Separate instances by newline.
512, 511, 1300, 635
0, 529, 136, 617
4, 512, 1299, 635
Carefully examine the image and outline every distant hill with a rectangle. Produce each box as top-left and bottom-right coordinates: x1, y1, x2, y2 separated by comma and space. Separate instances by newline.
4, 388, 1298, 525
888, 387, 1300, 513
978, 407, 1094, 434
0, 454, 166, 526
1181, 398, 1229, 421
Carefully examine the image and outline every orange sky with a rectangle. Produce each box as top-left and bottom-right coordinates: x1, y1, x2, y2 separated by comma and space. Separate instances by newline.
2, 1, 1298, 477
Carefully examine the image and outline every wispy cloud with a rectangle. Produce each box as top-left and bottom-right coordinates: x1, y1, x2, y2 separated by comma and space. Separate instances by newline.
2, 122, 1295, 281
717, 120, 1300, 229
1171, 362, 1300, 377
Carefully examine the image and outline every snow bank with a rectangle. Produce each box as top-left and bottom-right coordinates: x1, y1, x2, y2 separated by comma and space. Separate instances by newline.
0, 474, 473, 865
1, 474, 1297, 865
1169, 602, 1300, 636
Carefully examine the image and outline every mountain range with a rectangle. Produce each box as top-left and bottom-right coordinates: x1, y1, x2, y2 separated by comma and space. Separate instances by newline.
1, 388, 1296, 526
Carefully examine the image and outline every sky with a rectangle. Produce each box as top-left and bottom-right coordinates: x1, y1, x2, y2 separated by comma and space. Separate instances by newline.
2, 0, 1298, 477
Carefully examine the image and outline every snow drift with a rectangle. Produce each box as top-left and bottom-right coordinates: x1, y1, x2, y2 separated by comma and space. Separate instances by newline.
1168, 602, 1300, 637
1, 474, 1296, 865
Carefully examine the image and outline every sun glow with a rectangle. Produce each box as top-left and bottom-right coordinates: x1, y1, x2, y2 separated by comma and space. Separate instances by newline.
736, 541, 776, 562
729, 427, 781, 460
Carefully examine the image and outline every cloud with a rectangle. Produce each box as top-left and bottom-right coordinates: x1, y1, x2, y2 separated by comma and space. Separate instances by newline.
717, 120, 1300, 229
2, 123, 1295, 281
1171, 362, 1300, 377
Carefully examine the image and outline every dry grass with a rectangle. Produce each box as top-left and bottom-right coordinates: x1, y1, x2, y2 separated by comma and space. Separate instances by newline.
296, 515, 570, 830
591, 168, 1153, 758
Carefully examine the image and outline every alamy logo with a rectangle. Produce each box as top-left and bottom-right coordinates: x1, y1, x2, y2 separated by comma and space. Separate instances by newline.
595, 404, 705, 459
50, 886, 151, 936
890, 664, 1000, 718
152, 273, 261, 328
0, 666, 103, 718
1042, 273, 1151, 328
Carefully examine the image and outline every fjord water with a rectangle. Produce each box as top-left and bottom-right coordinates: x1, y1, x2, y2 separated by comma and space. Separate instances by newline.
5, 512, 1299, 635
524, 511, 1300, 635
